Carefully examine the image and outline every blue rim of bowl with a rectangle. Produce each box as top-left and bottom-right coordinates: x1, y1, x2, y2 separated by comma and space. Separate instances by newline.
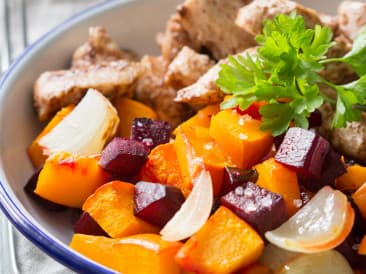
0, 0, 140, 273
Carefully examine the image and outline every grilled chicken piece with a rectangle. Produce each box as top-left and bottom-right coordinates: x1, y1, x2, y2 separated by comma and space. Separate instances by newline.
319, 103, 366, 163
321, 34, 357, 85
319, 13, 339, 34
158, 13, 195, 62
135, 55, 193, 127
338, 1, 366, 41
165, 46, 215, 89
235, 0, 321, 36
34, 60, 143, 121
159, 0, 255, 62
72, 26, 138, 69
175, 47, 257, 106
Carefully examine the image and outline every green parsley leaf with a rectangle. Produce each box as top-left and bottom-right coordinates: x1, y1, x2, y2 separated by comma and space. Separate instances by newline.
216, 13, 366, 136
341, 26, 366, 76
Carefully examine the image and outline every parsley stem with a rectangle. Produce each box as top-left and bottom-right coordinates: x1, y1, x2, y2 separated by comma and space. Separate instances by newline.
319, 57, 344, 64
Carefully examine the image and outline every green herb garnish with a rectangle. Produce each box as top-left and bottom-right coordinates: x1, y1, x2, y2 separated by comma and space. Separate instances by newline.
216, 12, 366, 136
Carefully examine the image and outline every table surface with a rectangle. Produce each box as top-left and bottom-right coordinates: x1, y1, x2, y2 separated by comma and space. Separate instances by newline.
0, 1, 103, 273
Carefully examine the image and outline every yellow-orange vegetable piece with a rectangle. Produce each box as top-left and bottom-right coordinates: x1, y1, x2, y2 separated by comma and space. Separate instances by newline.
113, 97, 157, 138
34, 152, 109, 208
352, 182, 366, 219
175, 126, 233, 196
174, 104, 220, 135
238, 263, 273, 274
358, 235, 366, 255
255, 158, 301, 216
209, 109, 273, 169
27, 105, 74, 168
175, 206, 264, 273
82, 181, 159, 238
335, 163, 366, 192
70, 233, 182, 274
139, 142, 190, 197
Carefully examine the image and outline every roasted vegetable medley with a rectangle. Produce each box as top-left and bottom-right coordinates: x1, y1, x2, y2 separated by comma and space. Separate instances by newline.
25, 0, 366, 273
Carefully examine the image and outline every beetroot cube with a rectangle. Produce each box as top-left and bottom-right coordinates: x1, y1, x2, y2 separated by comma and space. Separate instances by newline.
74, 211, 108, 237
131, 118, 172, 149
24, 168, 67, 211
134, 181, 185, 227
221, 182, 288, 236
298, 148, 346, 192
221, 167, 258, 195
100, 137, 149, 180
336, 232, 363, 268
275, 127, 330, 178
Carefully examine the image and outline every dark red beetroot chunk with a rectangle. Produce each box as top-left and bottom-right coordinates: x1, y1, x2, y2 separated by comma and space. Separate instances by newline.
221, 167, 258, 195
24, 168, 67, 211
275, 127, 330, 178
74, 211, 108, 237
134, 181, 185, 227
298, 148, 346, 192
308, 109, 322, 128
100, 137, 149, 180
221, 182, 288, 237
131, 118, 172, 150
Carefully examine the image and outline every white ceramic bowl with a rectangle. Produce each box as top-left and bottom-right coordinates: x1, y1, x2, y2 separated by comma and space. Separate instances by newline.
0, 0, 347, 272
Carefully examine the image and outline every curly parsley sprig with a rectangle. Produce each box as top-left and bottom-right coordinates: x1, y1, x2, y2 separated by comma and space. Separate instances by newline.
216, 12, 366, 136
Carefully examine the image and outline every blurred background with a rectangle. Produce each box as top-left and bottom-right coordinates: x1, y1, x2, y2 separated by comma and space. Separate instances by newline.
0, 1, 103, 273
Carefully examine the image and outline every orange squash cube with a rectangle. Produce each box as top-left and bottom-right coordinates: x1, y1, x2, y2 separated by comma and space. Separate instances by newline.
113, 97, 157, 138
174, 104, 220, 135
352, 183, 366, 219
176, 206, 264, 273
336, 163, 366, 192
175, 126, 233, 196
34, 152, 109, 208
27, 105, 74, 168
209, 109, 273, 169
255, 158, 301, 216
139, 142, 190, 197
82, 181, 159, 238
70, 233, 183, 274
358, 234, 366, 255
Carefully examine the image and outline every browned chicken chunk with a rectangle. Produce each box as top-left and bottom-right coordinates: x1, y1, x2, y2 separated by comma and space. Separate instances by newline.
165, 46, 215, 89
159, 0, 255, 61
338, 1, 366, 41
235, 0, 321, 36
134, 55, 193, 127
175, 47, 257, 106
34, 60, 143, 121
72, 26, 138, 69
158, 13, 195, 62
319, 103, 366, 163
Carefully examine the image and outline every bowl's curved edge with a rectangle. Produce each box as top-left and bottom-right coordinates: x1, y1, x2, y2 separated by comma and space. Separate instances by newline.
0, 0, 138, 273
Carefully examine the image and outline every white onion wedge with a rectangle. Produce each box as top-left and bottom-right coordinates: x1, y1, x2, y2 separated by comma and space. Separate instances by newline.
260, 244, 299, 271
265, 186, 354, 253
274, 250, 353, 274
160, 168, 213, 242
38, 89, 119, 156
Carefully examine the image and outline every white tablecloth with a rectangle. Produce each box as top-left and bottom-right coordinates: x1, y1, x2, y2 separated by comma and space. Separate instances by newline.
1, 1, 103, 273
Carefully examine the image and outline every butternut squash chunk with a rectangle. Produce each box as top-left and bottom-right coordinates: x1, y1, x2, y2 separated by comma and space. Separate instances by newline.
34, 152, 109, 208
335, 163, 366, 192
352, 182, 366, 219
174, 104, 220, 135
113, 97, 157, 138
255, 158, 301, 216
175, 126, 233, 196
139, 142, 190, 197
209, 109, 273, 169
70, 233, 182, 274
175, 206, 264, 273
82, 181, 159, 238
